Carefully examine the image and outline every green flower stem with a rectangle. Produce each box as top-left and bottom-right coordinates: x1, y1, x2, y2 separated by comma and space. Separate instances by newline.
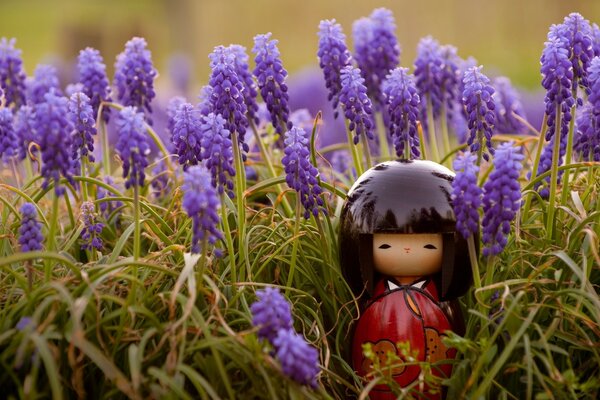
133, 185, 141, 261
560, 102, 577, 207
417, 121, 428, 160
546, 103, 562, 240
81, 158, 89, 202
344, 119, 364, 177
440, 103, 451, 166
231, 132, 247, 282
467, 234, 481, 290
25, 260, 33, 292
98, 105, 111, 176
521, 114, 548, 221
45, 192, 60, 282
426, 95, 440, 162
375, 111, 391, 161
220, 194, 237, 294
285, 198, 302, 295
361, 132, 373, 169
24, 156, 34, 182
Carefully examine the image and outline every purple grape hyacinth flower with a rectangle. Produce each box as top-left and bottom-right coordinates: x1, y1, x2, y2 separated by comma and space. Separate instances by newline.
80, 201, 103, 251
37, 91, 74, 195
115, 106, 150, 189
462, 66, 496, 162
593, 23, 600, 58
317, 19, 353, 118
339, 66, 375, 144
114, 37, 157, 121
250, 287, 293, 343
492, 77, 527, 134
352, 8, 401, 107
68, 92, 97, 171
451, 152, 482, 239
0, 107, 17, 163
273, 329, 320, 388
97, 176, 123, 221
253, 33, 292, 137
27, 64, 62, 105
171, 102, 203, 170
282, 126, 325, 219
78, 47, 112, 123
18, 202, 43, 252
198, 85, 213, 116
229, 45, 259, 125
209, 46, 249, 154
15, 105, 36, 160
535, 38, 575, 197
167, 96, 186, 135
414, 37, 444, 119
574, 103, 600, 161
200, 113, 236, 197
482, 142, 523, 256
181, 165, 223, 255
0, 37, 27, 108
383, 67, 421, 159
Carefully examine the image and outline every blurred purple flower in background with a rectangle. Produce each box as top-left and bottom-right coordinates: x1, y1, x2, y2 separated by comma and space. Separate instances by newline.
15, 105, 36, 160
0, 37, 27, 108
575, 56, 600, 161
27, 64, 62, 104
78, 47, 112, 123
168, 53, 193, 95
462, 66, 496, 162
250, 287, 293, 343
0, 107, 17, 163
18, 202, 43, 252
115, 106, 150, 189
492, 76, 528, 134
451, 151, 482, 239
339, 66, 374, 144
97, 176, 123, 220
200, 112, 236, 197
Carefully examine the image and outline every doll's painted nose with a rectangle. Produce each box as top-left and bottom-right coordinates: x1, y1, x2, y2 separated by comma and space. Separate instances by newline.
404, 247, 410, 253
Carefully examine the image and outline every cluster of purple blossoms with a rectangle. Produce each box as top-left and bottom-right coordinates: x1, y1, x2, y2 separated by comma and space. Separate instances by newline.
208, 46, 249, 153
339, 66, 375, 144
462, 66, 496, 162
482, 142, 523, 256
115, 106, 150, 189
0, 37, 27, 108
181, 165, 223, 255
352, 8, 401, 106
36, 91, 74, 195
166, 96, 187, 135
252, 33, 292, 137
574, 103, 599, 161
79, 201, 103, 251
535, 38, 575, 197
114, 37, 157, 121
548, 13, 595, 96
383, 67, 421, 159
18, 203, 43, 252
171, 102, 203, 170
451, 152, 482, 239
198, 85, 213, 116
27, 64, 62, 104
0, 107, 17, 162
68, 92, 97, 170
492, 77, 528, 134
15, 105, 36, 160
317, 19, 353, 118
250, 287, 319, 388
282, 126, 325, 219
200, 113, 236, 197
77, 47, 112, 122
229, 45, 259, 125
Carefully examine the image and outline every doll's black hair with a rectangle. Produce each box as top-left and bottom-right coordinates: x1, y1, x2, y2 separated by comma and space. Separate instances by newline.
339, 159, 475, 301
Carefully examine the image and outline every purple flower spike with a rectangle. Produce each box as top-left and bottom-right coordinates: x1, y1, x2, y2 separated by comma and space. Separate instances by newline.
172, 102, 203, 170
352, 8, 401, 106
462, 66, 496, 162
181, 165, 223, 255
318, 19, 353, 118
229, 45, 259, 125
27, 64, 62, 105
198, 85, 213, 116
37, 91, 74, 195
414, 37, 444, 117
252, 33, 292, 137
114, 37, 157, 121
273, 329, 320, 388
0, 107, 17, 163
451, 152, 482, 239
68, 92, 97, 171
115, 106, 150, 189
80, 201, 103, 251
208, 46, 249, 154
282, 126, 325, 219
574, 103, 599, 161
200, 113, 235, 197
250, 287, 293, 343
339, 66, 375, 145
15, 105, 36, 160
383, 67, 421, 159
18, 202, 43, 252
535, 38, 575, 196
482, 142, 523, 256
0, 38, 27, 108
78, 47, 112, 123
492, 77, 527, 134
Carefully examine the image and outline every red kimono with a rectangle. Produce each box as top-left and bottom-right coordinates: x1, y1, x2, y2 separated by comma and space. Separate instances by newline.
352, 278, 456, 400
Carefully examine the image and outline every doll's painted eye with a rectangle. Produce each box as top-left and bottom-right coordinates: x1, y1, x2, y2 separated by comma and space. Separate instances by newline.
424, 244, 437, 249
378, 244, 391, 249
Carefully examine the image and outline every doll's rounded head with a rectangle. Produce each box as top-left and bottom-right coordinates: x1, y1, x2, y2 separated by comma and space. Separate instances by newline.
339, 159, 474, 300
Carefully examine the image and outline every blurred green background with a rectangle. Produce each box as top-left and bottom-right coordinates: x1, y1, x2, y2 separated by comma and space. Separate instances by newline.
1, 0, 600, 92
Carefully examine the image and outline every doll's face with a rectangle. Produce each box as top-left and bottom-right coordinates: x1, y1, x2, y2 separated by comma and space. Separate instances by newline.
372, 233, 443, 281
